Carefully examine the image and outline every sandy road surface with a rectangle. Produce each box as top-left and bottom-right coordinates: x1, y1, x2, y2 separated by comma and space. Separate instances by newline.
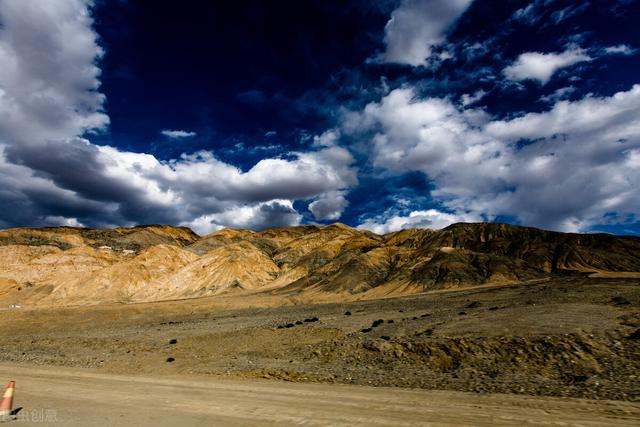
0, 365, 638, 426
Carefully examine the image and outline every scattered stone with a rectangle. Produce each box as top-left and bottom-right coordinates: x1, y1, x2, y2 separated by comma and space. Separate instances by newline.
304, 317, 319, 323
489, 306, 499, 311
393, 348, 405, 358
285, 323, 295, 328
363, 340, 393, 352
611, 296, 631, 306
458, 311, 467, 315
466, 301, 482, 309
295, 321, 303, 325
412, 316, 418, 320
166, 357, 175, 363
387, 319, 394, 324
169, 339, 177, 345
627, 329, 640, 340
361, 328, 372, 333
371, 319, 384, 328
420, 313, 430, 318
344, 311, 352, 316
380, 336, 391, 341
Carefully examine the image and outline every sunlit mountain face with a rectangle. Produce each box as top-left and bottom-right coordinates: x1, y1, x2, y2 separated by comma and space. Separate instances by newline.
0, 0, 638, 235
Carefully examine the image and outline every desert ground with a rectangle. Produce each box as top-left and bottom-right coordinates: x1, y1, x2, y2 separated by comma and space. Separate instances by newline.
0, 223, 639, 424
0, 274, 639, 425
2, 364, 639, 427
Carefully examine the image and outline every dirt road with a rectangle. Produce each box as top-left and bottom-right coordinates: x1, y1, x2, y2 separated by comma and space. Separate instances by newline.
0, 364, 638, 426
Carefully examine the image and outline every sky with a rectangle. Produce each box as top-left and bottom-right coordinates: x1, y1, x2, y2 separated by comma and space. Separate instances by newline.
0, 0, 638, 235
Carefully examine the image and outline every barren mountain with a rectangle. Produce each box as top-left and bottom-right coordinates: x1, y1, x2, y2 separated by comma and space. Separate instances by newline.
0, 222, 638, 307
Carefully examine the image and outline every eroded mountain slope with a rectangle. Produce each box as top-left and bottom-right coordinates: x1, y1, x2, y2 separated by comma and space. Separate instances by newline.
0, 222, 638, 306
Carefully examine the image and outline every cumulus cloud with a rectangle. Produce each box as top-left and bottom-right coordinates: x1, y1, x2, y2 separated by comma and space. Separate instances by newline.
0, 0, 357, 233
503, 48, 591, 84
161, 129, 197, 138
184, 200, 302, 234
0, 0, 109, 144
378, 0, 473, 66
346, 85, 640, 232
358, 208, 479, 234
343, 88, 490, 173
308, 191, 349, 221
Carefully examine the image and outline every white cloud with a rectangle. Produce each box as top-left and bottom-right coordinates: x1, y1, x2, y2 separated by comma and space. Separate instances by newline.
503, 48, 591, 84
0, 0, 358, 231
550, 3, 589, 24
539, 86, 576, 103
161, 129, 197, 138
460, 89, 486, 106
511, 0, 589, 27
378, 0, 473, 66
43, 216, 85, 228
308, 191, 349, 221
346, 85, 640, 232
101, 143, 357, 209
358, 208, 479, 234
604, 44, 637, 56
0, 0, 109, 145
512, 3, 537, 24
344, 87, 490, 174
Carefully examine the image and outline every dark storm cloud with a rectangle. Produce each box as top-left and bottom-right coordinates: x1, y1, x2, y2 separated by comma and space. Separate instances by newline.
248, 201, 302, 231
2, 139, 187, 226
5, 139, 128, 204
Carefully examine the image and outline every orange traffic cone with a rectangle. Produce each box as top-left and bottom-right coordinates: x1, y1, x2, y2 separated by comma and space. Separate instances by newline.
0, 381, 14, 419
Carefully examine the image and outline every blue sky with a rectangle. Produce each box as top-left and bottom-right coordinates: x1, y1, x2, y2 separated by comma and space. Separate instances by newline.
0, 0, 638, 235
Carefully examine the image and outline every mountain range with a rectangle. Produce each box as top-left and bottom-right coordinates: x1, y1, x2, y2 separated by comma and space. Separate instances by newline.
0, 222, 638, 307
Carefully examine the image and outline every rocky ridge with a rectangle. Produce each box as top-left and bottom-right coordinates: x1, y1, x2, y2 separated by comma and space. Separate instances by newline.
0, 222, 638, 306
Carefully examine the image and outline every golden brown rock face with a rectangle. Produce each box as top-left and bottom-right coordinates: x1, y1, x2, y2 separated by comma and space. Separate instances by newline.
0, 222, 638, 307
